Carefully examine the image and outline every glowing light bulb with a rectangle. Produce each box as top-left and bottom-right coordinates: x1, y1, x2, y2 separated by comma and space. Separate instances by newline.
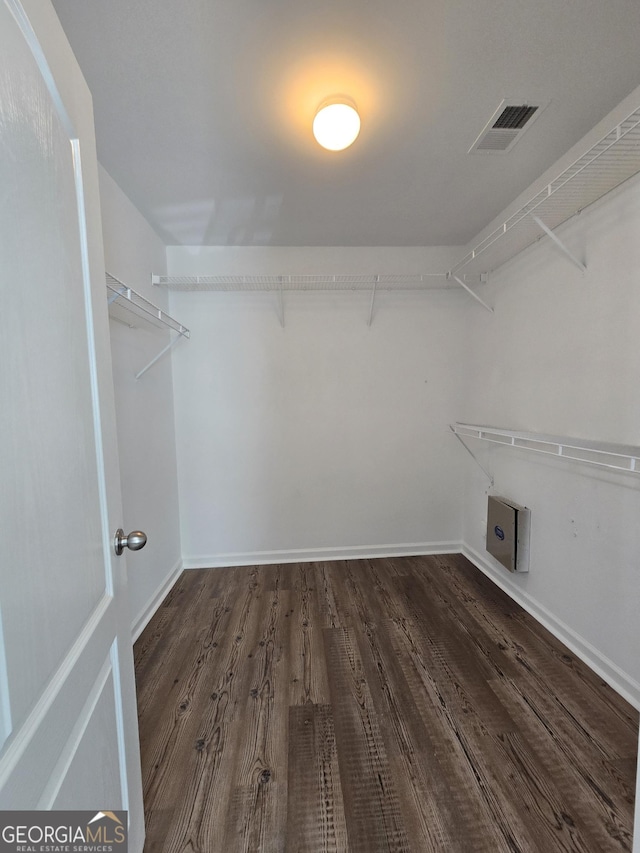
313, 99, 361, 151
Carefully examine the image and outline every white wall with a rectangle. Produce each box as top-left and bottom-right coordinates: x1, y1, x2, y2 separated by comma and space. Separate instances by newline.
167, 246, 467, 565
99, 166, 182, 637
459, 173, 640, 706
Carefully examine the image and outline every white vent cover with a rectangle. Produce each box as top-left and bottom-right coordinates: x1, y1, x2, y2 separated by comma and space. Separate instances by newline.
469, 99, 547, 154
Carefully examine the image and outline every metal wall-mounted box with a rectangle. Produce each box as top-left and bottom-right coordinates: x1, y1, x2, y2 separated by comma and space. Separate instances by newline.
486, 495, 531, 573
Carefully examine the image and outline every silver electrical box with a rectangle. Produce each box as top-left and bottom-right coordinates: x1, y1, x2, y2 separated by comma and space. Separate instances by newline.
486, 495, 531, 573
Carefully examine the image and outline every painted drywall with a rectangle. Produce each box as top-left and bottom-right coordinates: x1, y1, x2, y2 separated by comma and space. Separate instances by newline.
459, 173, 640, 705
99, 166, 182, 636
167, 246, 467, 564
164, 245, 461, 277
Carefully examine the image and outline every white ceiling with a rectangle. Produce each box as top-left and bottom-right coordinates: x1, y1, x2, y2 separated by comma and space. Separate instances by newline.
52, 0, 640, 248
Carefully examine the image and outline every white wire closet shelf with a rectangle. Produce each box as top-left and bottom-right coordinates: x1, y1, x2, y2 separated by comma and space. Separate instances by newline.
450, 104, 640, 278
152, 273, 449, 292
107, 273, 189, 334
106, 272, 190, 379
450, 423, 640, 479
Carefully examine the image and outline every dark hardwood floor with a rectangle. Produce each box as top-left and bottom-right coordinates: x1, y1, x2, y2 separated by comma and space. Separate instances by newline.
134, 555, 638, 852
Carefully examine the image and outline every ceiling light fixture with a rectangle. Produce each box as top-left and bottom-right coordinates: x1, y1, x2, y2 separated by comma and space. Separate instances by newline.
313, 97, 361, 151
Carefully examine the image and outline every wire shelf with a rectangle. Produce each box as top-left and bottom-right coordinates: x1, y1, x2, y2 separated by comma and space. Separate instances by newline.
152, 273, 450, 292
451, 423, 640, 477
451, 106, 640, 277
106, 272, 190, 379
107, 273, 190, 336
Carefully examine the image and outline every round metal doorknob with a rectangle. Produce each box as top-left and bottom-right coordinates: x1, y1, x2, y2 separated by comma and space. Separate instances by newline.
114, 528, 147, 556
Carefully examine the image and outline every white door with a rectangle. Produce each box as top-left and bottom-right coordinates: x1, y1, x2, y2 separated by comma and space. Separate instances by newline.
0, 0, 144, 849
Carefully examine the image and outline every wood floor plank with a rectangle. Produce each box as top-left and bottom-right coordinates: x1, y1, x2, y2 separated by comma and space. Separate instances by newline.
336, 560, 507, 852
487, 673, 635, 851
383, 584, 543, 852
447, 553, 637, 726
135, 555, 638, 853
394, 572, 520, 736
323, 626, 411, 852
287, 704, 350, 852
142, 565, 268, 852
288, 564, 331, 705
135, 573, 209, 703
142, 807, 175, 850
219, 578, 292, 851
429, 555, 638, 754
224, 782, 287, 853
389, 567, 635, 851
313, 561, 343, 629
137, 569, 244, 785
138, 594, 233, 793
133, 605, 177, 672
410, 561, 636, 850
415, 559, 639, 811
408, 559, 637, 847
485, 728, 603, 852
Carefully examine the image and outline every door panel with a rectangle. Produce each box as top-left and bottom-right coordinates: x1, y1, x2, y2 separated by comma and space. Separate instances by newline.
0, 0, 107, 728
1, 602, 120, 807
50, 660, 123, 810
0, 0, 144, 848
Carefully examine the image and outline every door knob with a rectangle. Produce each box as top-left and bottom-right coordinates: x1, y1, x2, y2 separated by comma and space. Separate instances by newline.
114, 528, 147, 556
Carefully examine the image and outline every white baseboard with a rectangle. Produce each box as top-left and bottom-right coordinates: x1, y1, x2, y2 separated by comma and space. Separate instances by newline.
182, 541, 461, 570
131, 558, 183, 643
461, 543, 640, 710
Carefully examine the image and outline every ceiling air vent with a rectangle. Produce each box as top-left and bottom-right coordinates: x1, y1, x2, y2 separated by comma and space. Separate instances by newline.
469, 100, 546, 154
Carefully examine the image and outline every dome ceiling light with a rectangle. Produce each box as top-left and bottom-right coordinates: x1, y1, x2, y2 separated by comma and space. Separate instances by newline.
312, 97, 361, 151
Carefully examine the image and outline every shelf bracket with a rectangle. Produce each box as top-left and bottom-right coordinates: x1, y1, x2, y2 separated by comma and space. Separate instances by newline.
135, 331, 187, 380
367, 277, 378, 327
108, 286, 127, 305
107, 273, 190, 380
277, 286, 285, 328
449, 274, 494, 313
531, 215, 586, 273
449, 425, 494, 486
